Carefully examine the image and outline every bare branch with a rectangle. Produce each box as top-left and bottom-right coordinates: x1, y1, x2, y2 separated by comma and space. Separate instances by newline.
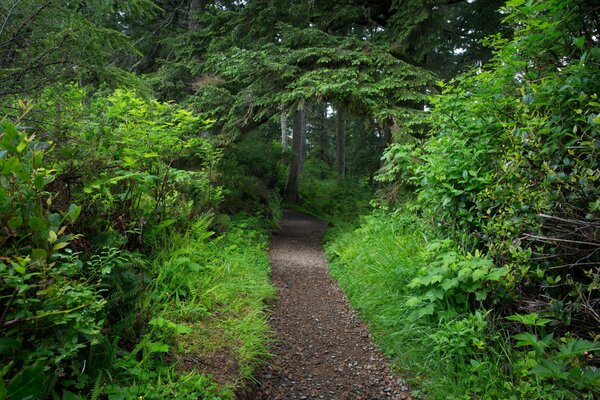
522, 233, 600, 247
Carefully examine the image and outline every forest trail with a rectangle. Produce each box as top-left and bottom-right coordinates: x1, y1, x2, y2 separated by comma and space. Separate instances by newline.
252, 210, 412, 400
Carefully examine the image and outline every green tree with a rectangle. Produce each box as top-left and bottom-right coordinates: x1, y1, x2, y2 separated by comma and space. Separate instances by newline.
0, 0, 155, 104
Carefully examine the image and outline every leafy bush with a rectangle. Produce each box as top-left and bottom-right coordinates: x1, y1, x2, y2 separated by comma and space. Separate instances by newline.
358, 0, 599, 397
76, 89, 220, 244
1, 84, 280, 398
0, 121, 104, 399
106, 215, 276, 399
326, 208, 599, 399
400, 0, 600, 333
218, 129, 286, 223
406, 241, 509, 320
14, 85, 221, 248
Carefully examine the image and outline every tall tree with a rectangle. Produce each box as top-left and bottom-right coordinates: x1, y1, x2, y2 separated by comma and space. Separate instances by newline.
0, 0, 154, 102
337, 109, 346, 177
284, 107, 307, 202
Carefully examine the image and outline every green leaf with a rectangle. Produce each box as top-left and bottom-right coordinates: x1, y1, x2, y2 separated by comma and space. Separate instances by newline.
65, 204, 81, 223
0, 122, 21, 153
28, 216, 47, 233
149, 317, 168, 328
475, 290, 488, 301
557, 340, 600, 359
513, 333, 540, 348
31, 249, 47, 260
147, 342, 169, 353
441, 277, 459, 290
52, 242, 69, 251
506, 313, 552, 327
523, 92, 535, 106
7, 364, 44, 400
406, 296, 421, 307
48, 230, 58, 243
471, 268, 488, 281
1, 157, 28, 180
62, 391, 82, 400
33, 174, 45, 190
532, 359, 568, 380
409, 304, 435, 321
487, 267, 509, 281
0, 378, 6, 400
8, 215, 23, 230
16, 140, 27, 153
174, 324, 193, 335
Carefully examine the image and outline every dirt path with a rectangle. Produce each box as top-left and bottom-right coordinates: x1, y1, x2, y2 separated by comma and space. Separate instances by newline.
252, 210, 412, 400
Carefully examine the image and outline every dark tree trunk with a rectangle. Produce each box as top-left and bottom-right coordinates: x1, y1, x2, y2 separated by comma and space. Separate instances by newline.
336, 109, 345, 177
383, 124, 392, 148
284, 108, 306, 203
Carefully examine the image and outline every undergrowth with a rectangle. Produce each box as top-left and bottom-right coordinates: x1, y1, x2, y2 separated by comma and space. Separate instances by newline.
325, 206, 599, 399
103, 214, 276, 399
290, 159, 372, 224
1, 96, 278, 399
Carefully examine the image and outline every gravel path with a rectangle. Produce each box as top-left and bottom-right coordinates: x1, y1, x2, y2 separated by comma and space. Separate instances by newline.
252, 210, 412, 400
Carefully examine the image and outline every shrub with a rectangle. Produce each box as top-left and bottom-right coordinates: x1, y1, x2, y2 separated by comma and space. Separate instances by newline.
0, 121, 105, 399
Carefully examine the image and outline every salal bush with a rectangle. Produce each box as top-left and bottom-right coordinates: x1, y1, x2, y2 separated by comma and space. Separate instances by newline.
1, 86, 228, 398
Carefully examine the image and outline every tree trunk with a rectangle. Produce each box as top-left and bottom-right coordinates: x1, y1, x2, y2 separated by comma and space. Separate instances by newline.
379, 121, 392, 173
336, 109, 345, 177
318, 103, 327, 162
188, 0, 206, 31
284, 108, 306, 203
280, 108, 287, 148
383, 124, 392, 148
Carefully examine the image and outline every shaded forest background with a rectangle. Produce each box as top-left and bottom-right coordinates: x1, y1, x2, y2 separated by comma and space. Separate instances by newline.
1, 0, 598, 399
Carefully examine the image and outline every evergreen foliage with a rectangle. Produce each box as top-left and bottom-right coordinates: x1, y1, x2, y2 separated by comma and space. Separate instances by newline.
2, 0, 598, 398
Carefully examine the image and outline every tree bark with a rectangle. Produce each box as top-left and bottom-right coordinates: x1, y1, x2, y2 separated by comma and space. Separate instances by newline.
318, 103, 327, 162
284, 108, 306, 203
383, 124, 392, 148
280, 108, 287, 148
336, 108, 345, 177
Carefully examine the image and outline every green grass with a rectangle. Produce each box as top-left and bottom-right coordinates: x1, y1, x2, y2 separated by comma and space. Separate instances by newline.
324, 208, 594, 400
324, 209, 438, 393
106, 214, 276, 399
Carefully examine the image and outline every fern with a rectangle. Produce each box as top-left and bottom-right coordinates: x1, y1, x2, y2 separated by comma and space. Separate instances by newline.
39, 370, 58, 399
90, 371, 104, 400
51, 389, 61, 400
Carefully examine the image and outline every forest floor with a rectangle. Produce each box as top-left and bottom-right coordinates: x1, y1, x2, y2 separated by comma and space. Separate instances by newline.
249, 210, 412, 400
